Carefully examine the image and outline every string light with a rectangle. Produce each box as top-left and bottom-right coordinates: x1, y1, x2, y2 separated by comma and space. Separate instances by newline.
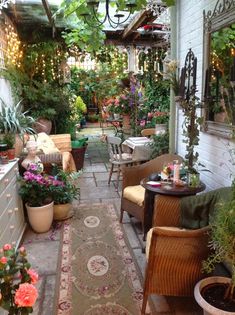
4, 23, 22, 67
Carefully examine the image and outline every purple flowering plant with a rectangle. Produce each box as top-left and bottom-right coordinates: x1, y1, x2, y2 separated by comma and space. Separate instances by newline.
18, 164, 80, 207
18, 163, 55, 207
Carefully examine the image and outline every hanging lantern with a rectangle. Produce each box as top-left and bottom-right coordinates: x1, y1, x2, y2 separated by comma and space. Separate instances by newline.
60, 60, 71, 83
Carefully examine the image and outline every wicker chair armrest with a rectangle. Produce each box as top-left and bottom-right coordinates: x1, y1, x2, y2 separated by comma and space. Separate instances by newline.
122, 153, 183, 190
152, 225, 210, 238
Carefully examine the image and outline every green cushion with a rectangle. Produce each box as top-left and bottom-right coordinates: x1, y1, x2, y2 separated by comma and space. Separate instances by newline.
180, 187, 232, 229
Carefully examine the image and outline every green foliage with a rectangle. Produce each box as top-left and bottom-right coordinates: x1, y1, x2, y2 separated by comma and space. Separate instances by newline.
75, 96, 87, 114
2, 133, 15, 149
202, 193, 235, 300
1, 42, 72, 134
180, 96, 203, 169
69, 65, 123, 108
149, 132, 169, 158
50, 170, 80, 204
0, 99, 35, 136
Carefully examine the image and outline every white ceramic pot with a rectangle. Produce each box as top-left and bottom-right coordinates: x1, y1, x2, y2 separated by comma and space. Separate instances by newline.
53, 203, 72, 220
194, 276, 234, 315
26, 201, 54, 233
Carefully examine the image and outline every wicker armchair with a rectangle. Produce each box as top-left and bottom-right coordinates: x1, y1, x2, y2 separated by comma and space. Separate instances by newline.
141, 195, 210, 315
120, 153, 183, 238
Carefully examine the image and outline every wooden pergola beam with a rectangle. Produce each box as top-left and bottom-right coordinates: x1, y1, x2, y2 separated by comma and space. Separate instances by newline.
41, 0, 56, 36
122, 9, 153, 39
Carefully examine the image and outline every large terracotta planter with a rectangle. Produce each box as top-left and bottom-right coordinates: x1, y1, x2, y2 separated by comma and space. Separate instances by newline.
34, 118, 52, 134
26, 201, 54, 233
194, 276, 234, 315
53, 203, 72, 220
71, 145, 87, 171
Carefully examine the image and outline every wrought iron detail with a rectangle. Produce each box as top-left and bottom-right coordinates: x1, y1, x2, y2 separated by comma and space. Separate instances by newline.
204, 0, 235, 26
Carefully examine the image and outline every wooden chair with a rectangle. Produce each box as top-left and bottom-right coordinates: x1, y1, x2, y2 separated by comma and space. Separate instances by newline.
141, 128, 155, 137
120, 153, 183, 238
107, 135, 134, 190
141, 195, 211, 315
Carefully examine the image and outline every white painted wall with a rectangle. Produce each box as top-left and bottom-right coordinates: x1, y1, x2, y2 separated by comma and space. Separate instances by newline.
0, 78, 13, 107
175, 0, 234, 190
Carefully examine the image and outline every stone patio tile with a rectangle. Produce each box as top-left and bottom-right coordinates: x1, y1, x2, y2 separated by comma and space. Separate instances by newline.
80, 186, 119, 199
78, 177, 96, 187
79, 172, 94, 178
83, 163, 107, 172
78, 199, 101, 204
22, 223, 62, 243
122, 222, 141, 248
41, 276, 57, 315
96, 180, 112, 187
133, 248, 146, 277
91, 157, 106, 163
32, 277, 43, 315
24, 240, 60, 274
95, 172, 110, 181
131, 217, 143, 235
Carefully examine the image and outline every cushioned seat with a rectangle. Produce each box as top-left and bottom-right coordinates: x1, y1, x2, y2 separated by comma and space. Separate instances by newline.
120, 153, 183, 239
123, 185, 145, 207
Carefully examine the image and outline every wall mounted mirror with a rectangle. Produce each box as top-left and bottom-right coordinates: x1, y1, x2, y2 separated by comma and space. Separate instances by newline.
203, 0, 235, 137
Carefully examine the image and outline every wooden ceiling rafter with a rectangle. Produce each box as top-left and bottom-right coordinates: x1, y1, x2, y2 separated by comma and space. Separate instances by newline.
122, 9, 156, 39
41, 0, 56, 37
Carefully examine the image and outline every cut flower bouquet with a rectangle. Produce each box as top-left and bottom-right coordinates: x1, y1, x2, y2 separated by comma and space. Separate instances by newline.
0, 244, 38, 315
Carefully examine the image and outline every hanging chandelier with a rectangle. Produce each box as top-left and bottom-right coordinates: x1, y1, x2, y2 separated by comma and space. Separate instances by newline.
80, 0, 137, 29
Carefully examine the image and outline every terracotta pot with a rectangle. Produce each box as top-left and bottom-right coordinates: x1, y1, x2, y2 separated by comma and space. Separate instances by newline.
194, 276, 234, 315
7, 148, 15, 160
34, 118, 52, 134
53, 203, 73, 220
26, 201, 54, 233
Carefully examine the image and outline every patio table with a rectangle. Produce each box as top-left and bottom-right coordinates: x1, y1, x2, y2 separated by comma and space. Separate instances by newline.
122, 137, 152, 162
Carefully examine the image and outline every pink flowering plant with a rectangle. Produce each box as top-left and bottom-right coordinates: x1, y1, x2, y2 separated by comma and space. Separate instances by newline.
0, 244, 38, 315
18, 163, 55, 207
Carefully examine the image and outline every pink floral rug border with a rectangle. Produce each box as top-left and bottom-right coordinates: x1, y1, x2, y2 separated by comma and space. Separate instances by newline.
56, 203, 144, 315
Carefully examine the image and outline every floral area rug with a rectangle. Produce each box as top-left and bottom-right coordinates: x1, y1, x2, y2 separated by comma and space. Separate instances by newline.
57, 203, 143, 315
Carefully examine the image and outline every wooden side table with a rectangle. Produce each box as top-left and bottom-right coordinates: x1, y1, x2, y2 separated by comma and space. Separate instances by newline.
141, 178, 206, 237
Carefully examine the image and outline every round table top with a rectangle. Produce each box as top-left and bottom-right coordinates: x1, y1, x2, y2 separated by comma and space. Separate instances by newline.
141, 177, 206, 197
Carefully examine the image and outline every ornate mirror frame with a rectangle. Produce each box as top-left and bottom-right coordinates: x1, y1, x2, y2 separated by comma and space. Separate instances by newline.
203, 0, 235, 138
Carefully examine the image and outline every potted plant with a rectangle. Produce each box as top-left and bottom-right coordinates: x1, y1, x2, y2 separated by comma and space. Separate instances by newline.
33, 107, 57, 135
18, 163, 54, 233
51, 170, 80, 220
2, 133, 15, 160
0, 99, 35, 157
74, 96, 87, 128
71, 137, 88, 171
194, 183, 235, 314
0, 244, 38, 315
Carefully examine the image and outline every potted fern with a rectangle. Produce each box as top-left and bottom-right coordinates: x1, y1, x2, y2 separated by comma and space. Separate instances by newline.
194, 182, 235, 314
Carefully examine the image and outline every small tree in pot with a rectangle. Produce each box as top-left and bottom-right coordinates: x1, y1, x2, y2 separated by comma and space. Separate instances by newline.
194, 182, 235, 314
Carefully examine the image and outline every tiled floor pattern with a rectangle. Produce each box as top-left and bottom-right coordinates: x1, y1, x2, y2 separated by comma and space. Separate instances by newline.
21, 124, 203, 315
